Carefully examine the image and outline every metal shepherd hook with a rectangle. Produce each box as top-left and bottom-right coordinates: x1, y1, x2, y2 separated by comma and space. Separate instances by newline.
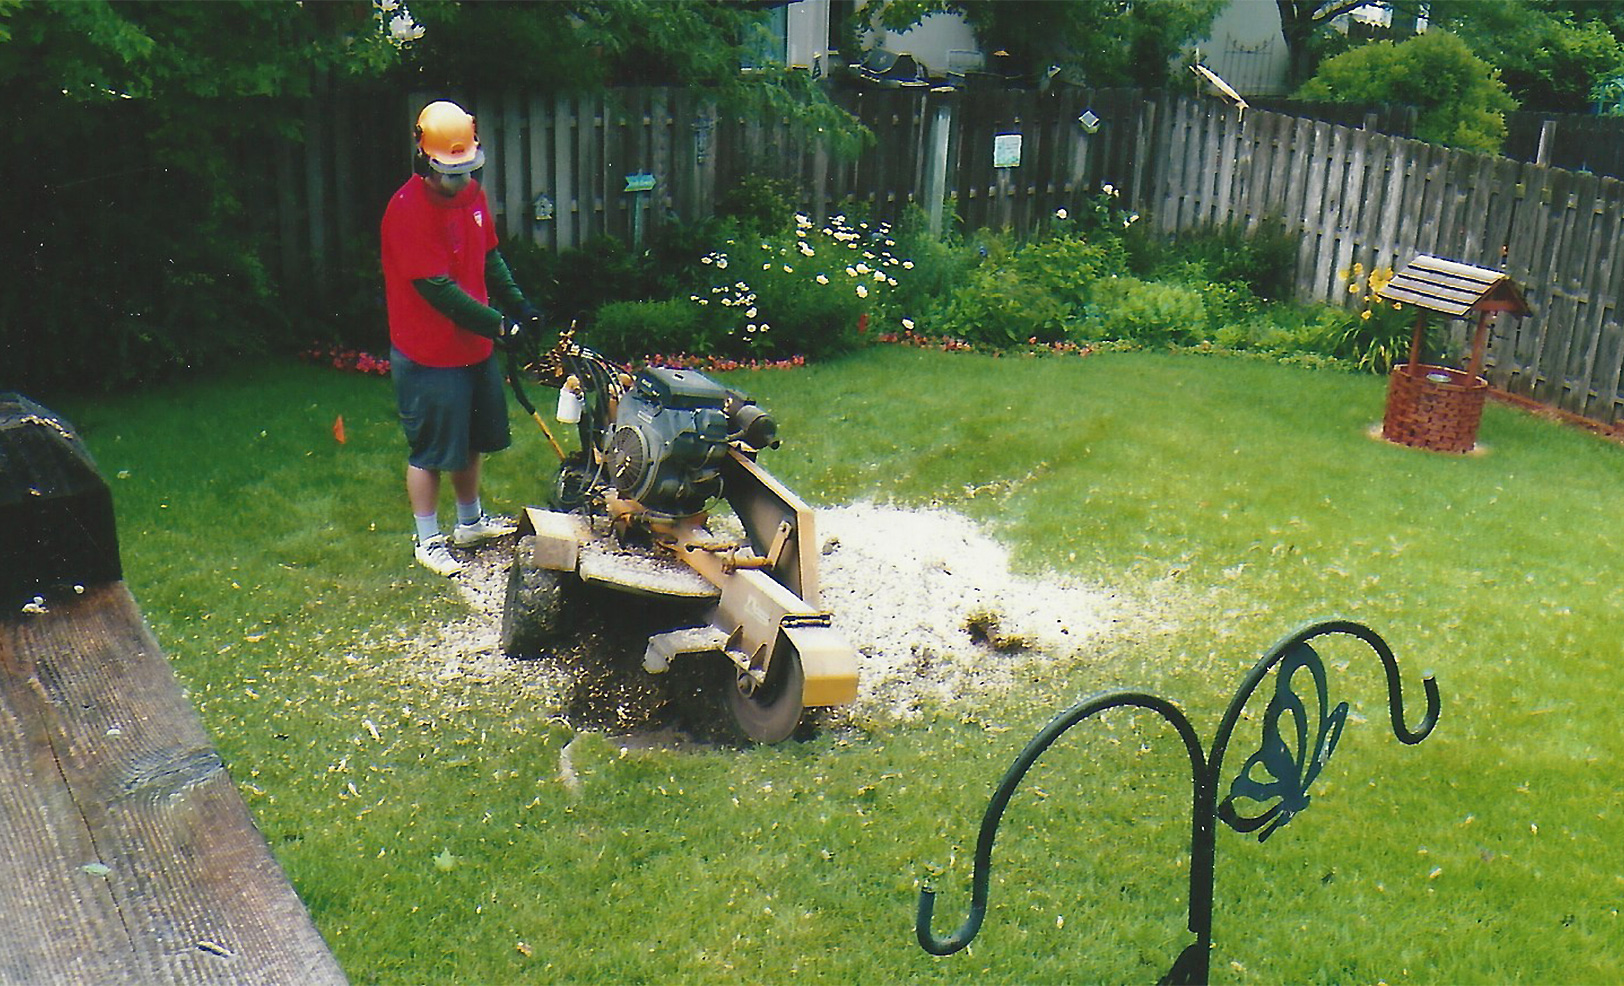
915, 619, 1441, 985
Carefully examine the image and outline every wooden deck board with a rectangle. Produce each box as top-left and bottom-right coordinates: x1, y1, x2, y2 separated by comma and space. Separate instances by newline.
0, 584, 345, 985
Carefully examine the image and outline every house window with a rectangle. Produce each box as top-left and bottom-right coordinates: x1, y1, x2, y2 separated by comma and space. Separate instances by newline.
743, 2, 790, 69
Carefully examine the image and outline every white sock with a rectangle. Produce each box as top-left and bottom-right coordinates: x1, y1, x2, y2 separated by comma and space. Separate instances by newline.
456, 498, 482, 526
414, 513, 440, 542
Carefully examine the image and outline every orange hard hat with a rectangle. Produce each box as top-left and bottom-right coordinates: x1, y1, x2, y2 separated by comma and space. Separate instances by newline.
415, 100, 484, 174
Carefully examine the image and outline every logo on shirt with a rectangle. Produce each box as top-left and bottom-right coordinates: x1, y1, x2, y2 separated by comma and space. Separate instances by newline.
474, 211, 484, 228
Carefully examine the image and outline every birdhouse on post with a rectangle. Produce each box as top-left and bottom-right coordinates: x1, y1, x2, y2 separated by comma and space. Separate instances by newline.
1376, 254, 1532, 453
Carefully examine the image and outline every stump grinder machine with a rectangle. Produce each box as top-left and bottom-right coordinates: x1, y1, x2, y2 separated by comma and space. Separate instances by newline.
500, 332, 858, 742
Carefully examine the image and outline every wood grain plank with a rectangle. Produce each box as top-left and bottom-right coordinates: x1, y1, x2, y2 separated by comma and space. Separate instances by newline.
0, 584, 345, 984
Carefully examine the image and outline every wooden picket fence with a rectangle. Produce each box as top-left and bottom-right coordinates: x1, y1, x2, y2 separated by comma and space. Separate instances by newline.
277, 84, 1624, 429
410, 86, 1161, 251
1148, 95, 1624, 424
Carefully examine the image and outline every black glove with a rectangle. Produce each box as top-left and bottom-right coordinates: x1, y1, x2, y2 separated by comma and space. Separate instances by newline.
496, 318, 525, 350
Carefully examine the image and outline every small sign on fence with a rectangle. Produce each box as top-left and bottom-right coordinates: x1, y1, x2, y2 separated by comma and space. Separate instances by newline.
992, 133, 1022, 168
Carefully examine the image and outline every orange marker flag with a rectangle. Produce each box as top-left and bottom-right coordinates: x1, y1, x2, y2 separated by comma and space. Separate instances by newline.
333, 414, 347, 444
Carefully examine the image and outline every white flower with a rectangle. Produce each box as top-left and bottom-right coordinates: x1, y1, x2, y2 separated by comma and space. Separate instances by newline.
715, 258, 728, 269
901, 318, 915, 330
1102, 183, 1116, 196
745, 307, 757, 318
388, 12, 424, 43
783, 265, 794, 273
901, 260, 914, 269
886, 277, 897, 287
872, 270, 886, 282
1055, 208, 1068, 219
815, 273, 829, 285
845, 266, 857, 277
855, 263, 870, 275
856, 284, 869, 298
701, 255, 714, 264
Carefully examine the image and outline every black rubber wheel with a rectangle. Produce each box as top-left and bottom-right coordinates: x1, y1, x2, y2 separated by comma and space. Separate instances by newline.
551, 453, 594, 512
500, 536, 568, 657
726, 648, 806, 744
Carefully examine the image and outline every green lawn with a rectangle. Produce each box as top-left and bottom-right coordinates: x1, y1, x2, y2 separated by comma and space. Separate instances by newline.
60, 347, 1623, 984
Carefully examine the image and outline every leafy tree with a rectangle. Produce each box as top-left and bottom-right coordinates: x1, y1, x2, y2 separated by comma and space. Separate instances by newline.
1279, 1, 1624, 111
870, 0, 1225, 88
0, 0, 402, 393
1275, 0, 1392, 85
398, 1, 867, 156
1431, 0, 1624, 112
1292, 30, 1517, 153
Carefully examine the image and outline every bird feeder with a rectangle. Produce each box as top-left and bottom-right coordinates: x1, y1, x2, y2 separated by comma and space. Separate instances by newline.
1376, 254, 1531, 453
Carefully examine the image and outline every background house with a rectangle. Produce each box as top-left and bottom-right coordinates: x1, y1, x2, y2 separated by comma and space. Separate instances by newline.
1198, 0, 1291, 96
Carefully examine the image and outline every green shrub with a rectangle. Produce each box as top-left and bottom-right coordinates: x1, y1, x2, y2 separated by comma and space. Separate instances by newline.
589, 300, 715, 360
1013, 234, 1131, 310
503, 218, 735, 331
1292, 30, 1517, 153
687, 213, 915, 359
925, 230, 1129, 347
1212, 306, 1350, 357
884, 206, 983, 328
1073, 276, 1209, 347
716, 176, 801, 237
1126, 218, 1298, 301
930, 262, 1075, 346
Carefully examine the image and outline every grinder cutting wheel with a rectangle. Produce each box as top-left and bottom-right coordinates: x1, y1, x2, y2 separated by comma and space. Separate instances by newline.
500, 330, 857, 742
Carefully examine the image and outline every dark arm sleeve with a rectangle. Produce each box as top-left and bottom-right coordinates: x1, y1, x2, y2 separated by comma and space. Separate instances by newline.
412, 276, 504, 338
486, 249, 536, 318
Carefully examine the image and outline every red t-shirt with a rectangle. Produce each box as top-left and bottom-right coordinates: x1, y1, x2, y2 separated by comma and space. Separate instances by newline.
381, 175, 499, 367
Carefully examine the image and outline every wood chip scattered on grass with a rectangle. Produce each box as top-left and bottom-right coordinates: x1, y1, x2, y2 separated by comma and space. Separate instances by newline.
403, 503, 1126, 729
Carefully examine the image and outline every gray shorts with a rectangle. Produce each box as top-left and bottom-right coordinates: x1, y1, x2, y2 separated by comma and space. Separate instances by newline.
392, 349, 511, 471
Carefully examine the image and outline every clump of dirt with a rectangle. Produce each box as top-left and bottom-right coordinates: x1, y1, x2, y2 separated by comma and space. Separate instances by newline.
409, 503, 1124, 734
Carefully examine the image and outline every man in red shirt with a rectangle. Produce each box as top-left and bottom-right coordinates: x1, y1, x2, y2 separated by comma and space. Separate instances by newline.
382, 100, 541, 576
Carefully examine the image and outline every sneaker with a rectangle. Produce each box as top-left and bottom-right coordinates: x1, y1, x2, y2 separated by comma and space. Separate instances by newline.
414, 534, 465, 577
452, 513, 517, 547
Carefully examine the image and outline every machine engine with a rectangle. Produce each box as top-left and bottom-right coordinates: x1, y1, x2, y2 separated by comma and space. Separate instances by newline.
601, 366, 776, 520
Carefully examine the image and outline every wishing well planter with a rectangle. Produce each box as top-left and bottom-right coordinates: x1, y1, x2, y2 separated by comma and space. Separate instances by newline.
1377, 254, 1531, 453
1382, 363, 1490, 454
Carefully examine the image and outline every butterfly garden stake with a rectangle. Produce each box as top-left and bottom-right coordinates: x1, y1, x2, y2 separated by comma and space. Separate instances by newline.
915, 620, 1440, 985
